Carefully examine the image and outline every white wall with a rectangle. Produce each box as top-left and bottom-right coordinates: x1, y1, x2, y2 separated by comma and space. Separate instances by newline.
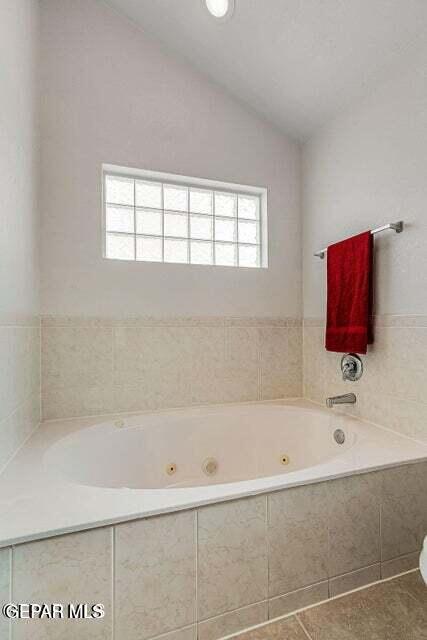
303, 43, 427, 318
302, 43, 427, 444
40, 0, 301, 318
0, 0, 40, 470
0, 0, 40, 323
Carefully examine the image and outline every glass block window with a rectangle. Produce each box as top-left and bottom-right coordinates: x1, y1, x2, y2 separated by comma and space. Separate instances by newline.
103, 169, 266, 268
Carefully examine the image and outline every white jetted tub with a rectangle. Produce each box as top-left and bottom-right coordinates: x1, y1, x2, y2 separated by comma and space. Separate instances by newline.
0, 400, 426, 547
44, 404, 356, 489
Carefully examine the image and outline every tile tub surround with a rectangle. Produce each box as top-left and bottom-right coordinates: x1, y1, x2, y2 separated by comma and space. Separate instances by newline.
0, 320, 41, 471
12, 528, 113, 640
303, 315, 427, 443
41, 316, 302, 420
1, 463, 426, 640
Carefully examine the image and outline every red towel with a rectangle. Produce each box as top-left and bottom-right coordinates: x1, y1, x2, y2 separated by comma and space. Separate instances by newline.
325, 230, 374, 354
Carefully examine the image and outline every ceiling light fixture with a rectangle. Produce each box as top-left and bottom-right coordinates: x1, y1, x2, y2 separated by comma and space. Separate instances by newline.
204, 0, 235, 21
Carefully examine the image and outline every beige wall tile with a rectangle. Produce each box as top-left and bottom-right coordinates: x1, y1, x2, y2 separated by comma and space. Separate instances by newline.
198, 601, 268, 640
260, 328, 301, 399
380, 462, 427, 561
268, 581, 328, 619
224, 318, 291, 328
0, 327, 40, 421
329, 564, 380, 597
0, 392, 40, 470
115, 511, 196, 640
303, 320, 427, 443
114, 327, 193, 387
40, 316, 303, 419
12, 528, 112, 640
189, 326, 260, 404
190, 327, 226, 404
382, 328, 427, 405
327, 473, 381, 577
354, 392, 427, 442
223, 328, 260, 401
0, 323, 40, 468
42, 385, 115, 420
198, 496, 268, 620
42, 327, 113, 390
113, 374, 191, 414
302, 326, 324, 403
381, 552, 420, 579
0, 548, 11, 640
268, 484, 329, 596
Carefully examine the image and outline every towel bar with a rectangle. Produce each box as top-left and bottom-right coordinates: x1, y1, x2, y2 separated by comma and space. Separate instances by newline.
314, 220, 404, 259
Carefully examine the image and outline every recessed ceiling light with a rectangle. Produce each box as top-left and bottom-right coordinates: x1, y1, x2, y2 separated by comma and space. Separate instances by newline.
204, 0, 235, 20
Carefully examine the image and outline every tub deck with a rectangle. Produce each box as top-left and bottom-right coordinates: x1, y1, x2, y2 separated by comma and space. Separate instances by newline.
0, 399, 426, 548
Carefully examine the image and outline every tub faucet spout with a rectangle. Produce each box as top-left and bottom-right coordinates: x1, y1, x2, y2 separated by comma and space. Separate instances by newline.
326, 393, 356, 408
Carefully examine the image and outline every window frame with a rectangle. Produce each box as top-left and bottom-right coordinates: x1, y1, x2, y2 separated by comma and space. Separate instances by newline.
102, 164, 268, 268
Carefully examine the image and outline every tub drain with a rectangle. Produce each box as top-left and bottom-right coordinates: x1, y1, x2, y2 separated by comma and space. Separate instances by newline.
202, 457, 218, 476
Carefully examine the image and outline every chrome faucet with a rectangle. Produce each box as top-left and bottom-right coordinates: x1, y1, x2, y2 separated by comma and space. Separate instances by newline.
326, 393, 356, 408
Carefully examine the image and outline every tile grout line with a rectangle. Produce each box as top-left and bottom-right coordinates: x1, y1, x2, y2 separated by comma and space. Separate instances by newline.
295, 614, 314, 640
148, 624, 197, 640
326, 495, 331, 599
218, 568, 420, 640
266, 494, 271, 617
199, 599, 269, 627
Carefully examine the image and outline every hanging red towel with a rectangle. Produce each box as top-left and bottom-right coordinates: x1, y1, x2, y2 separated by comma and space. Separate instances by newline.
325, 230, 374, 354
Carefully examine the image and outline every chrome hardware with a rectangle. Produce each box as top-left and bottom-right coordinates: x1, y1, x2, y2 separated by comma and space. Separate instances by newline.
334, 429, 346, 445
314, 220, 404, 258
326, 393, 357, 408
341, 353, 363, 381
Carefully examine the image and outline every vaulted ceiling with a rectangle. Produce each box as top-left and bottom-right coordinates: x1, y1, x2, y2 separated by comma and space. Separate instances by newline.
107, 0, 427, 139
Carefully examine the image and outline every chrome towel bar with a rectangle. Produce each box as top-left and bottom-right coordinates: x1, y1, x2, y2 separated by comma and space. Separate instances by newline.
314, 221, 404, 259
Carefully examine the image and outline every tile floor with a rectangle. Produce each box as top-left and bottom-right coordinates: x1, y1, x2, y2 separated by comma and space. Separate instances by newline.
234, 571, 427, 640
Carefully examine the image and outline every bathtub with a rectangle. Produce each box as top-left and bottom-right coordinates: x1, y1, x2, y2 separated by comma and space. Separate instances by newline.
44, 404, 358, 490
0, 400, 426, 547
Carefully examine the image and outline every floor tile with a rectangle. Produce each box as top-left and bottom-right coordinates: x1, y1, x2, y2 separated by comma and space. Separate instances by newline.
233, 616, 309, 640
299, 571, 427, 640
